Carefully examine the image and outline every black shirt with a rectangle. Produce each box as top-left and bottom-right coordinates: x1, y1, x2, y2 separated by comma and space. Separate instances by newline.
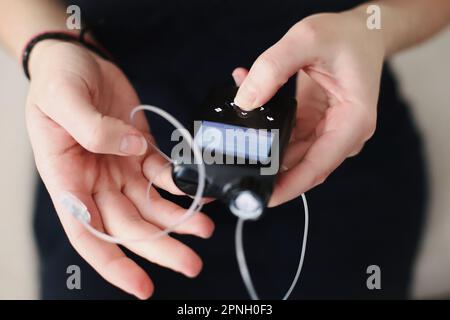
34, 0, 427, 299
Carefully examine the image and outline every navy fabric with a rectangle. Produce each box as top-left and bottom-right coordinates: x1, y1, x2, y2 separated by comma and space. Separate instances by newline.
33, 0, 427, 299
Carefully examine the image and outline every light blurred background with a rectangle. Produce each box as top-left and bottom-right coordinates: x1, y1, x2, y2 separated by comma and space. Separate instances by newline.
0, 26, 449, 300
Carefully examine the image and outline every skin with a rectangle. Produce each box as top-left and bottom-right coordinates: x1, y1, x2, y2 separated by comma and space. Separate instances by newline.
0, 0, 449, 299
26, 40, 215, 299
233, 5, 450, 207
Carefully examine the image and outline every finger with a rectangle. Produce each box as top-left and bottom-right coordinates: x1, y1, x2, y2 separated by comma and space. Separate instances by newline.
348, 142, 365, 157
44, 78, 147, 156
280, 72, 326, 169
232, 67, 249, 86
269, 123, 357, 207
234, 27, 316, 110
95, 190, 204, 278
123, 177, 215, 239
53, 190, 154, 299
142, 145, 214, 202
281, 139, 312, 170
296, 70, 329, 116
143, 152, 185, 195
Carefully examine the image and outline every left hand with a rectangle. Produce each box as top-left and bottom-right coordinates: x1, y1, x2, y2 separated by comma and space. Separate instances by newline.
26, 40, 214, 299
232, 11, 385, 206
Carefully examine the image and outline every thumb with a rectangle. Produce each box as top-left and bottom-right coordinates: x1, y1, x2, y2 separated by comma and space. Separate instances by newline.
234, 26, 316, 110
73, 110, 148, 156
43, 81, 147, 156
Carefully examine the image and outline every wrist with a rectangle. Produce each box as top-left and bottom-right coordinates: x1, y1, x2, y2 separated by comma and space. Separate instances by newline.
27, 39, 70, 79
344, 4, 388, 58
23, 31, 110, 80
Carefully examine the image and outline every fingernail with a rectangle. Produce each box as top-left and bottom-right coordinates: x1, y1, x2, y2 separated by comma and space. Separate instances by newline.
120, 134, 147, 155
234, 87, 257, 110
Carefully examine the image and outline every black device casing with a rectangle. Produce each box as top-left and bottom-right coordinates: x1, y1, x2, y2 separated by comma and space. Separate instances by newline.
172, 86, 297, 209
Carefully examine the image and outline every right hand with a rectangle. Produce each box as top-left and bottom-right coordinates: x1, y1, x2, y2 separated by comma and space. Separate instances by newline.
233, 12, 382, 206
25, 40, 215, 299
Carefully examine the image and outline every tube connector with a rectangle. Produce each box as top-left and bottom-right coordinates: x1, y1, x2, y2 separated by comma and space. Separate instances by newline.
229, 190, 263, 220
60, 192, 91, 223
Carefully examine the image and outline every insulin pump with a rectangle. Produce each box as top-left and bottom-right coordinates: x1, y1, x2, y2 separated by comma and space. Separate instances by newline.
172, 86, 297, 220
59, 87, 307, 300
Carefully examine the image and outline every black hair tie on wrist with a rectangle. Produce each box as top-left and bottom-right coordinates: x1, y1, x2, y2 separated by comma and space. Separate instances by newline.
22, 31, 111, 80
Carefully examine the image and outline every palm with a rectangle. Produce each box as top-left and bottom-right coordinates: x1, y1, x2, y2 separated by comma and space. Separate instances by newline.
26, 42, 214, 298
282, 72, 328, 170
271, 58, 377, 206
36, 59, 146, 204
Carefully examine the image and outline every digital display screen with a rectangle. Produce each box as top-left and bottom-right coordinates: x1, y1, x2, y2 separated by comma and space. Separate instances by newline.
194, 121, 273, 162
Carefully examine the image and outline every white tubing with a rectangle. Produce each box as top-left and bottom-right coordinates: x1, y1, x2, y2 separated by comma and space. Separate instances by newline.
60, 103, 309, 300
60, 104, 206, 245
235, 193, 309, 300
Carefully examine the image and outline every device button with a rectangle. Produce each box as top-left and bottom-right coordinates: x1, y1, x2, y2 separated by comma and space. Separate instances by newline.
238, 110, 250, 118
230, 101, 252, 118
258, 106, 269, 113
213, 106, 224, 113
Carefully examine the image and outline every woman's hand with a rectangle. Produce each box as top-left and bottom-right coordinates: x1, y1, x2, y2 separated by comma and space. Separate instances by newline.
233, 11, 385, 206
26, 40, 214, 299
